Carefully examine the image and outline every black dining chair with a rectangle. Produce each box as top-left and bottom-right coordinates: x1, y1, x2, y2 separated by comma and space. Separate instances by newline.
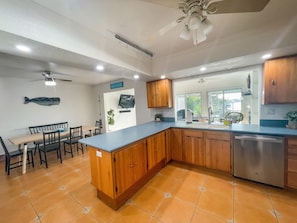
63, 126, 83, 157
0, 136, 34, 175
85, 120, 102, 138
38, 130, 62, 168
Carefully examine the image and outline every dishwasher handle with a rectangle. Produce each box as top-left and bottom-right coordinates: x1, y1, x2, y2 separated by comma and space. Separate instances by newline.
234, 135, 283, 143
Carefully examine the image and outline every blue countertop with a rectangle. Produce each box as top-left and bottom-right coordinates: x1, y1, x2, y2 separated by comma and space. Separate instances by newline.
79, 121, 297, 152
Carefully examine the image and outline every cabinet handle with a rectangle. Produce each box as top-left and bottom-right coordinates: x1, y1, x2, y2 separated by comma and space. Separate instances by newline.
130, 164, 133, 168
271, 80, 276, 85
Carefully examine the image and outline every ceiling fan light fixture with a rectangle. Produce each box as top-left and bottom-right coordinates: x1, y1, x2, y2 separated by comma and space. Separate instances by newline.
193, 30, 206, 45
180, 25, 192, 40
200, 18, 213, 35
188, 12, 201, 30
45, 77, 56, 86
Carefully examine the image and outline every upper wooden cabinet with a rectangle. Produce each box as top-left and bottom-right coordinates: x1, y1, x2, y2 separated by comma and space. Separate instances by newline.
146, 79, 173, 108
263, 55, 297, 104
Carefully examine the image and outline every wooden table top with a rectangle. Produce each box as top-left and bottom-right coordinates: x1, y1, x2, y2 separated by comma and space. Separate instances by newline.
9, 125, 98, 145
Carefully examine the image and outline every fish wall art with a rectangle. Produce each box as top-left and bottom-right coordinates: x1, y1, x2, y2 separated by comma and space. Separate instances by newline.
24, 97, 60, 106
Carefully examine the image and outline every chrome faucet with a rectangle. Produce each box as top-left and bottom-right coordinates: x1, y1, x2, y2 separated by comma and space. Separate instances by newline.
208, 106, 213, 124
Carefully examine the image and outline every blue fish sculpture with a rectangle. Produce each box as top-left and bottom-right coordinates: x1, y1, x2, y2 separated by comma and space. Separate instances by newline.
24, 97, 60, 106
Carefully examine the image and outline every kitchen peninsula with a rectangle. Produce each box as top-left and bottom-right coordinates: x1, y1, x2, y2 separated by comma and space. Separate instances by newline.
79, 121, 297, 210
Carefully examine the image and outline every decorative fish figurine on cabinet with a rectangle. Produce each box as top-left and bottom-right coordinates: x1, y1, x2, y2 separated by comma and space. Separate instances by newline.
24, 97, 60, 106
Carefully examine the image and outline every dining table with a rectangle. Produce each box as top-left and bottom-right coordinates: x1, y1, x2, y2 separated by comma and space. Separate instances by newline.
8, 125, 98, 174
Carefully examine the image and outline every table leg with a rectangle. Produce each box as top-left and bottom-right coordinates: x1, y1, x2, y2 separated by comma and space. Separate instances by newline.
22, 144, 28, 174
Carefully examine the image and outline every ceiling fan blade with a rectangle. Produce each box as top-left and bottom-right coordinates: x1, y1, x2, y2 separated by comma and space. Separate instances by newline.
208, 0, 270, 14
138, 0, 180, 9
159, 20, 180, 36
55, 78, 72, 82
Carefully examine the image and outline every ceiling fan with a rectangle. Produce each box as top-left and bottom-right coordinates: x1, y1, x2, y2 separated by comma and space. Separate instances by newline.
41, 71, 72, 86
141, 0, 270, 45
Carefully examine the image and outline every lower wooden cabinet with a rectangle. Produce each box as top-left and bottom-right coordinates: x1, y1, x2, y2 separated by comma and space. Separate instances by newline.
147, 131, 166, 170
114, 140, 147, 195
286, 137, 297, 189
170, 128, 231, 173
205, 131, 232, 173
183, 129, 205, 166
171, 128, 183, 161
88, 131, 166, 210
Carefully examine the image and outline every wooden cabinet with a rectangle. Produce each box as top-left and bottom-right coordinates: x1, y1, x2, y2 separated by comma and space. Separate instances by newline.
114, 140, 147, 195
286, 137, 297, 189
183, 129, 205, 166
88, 131, 167, 210
205, 131, 232, 173
146, 79, 173, 108
147, 131, 166, 170
264, 55, 297, 104
171, 128, 183, 161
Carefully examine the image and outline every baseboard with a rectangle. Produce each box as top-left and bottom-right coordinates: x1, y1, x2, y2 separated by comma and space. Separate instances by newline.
0, 154, 4, 162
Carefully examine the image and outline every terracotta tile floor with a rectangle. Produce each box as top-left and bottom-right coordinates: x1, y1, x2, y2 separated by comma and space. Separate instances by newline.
1, 148, 297, 223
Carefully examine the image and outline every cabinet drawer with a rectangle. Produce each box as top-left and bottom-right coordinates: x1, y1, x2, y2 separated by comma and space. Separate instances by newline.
287, 172, 297, 189
205, 131, 230, 141
288, 159, 297, 173
183, 129, 203, 138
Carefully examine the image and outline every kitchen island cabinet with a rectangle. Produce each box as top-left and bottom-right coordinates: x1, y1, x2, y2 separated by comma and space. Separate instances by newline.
263, 55, 297, 104
88, 132, 166, 210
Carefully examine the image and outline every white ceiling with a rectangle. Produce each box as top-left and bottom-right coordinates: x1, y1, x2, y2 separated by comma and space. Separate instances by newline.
0, 0, 296, 85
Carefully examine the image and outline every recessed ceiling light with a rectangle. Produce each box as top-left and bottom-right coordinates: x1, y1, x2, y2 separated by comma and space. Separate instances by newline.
200, 67, 206, 71
262, 54, 271, 59
96, 65, 104, 71
160, 75, 166, 79
16, 44, 31, 53
134, 74, 139, 79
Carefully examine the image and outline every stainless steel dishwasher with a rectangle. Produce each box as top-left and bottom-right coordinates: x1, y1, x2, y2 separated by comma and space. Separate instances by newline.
233, 134, 284, 188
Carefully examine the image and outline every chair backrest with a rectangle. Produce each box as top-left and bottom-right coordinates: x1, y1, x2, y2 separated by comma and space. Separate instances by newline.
69, 126, 82, 141
43, 130, 61, 146
29, 122, 68, 134
0, 136, 9, 155
94, 120, 102, 135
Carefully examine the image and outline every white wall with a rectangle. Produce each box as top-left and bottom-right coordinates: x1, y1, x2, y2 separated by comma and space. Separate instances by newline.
93, 79, 153, 133
0, 77, 97, 154
104, 88, 136, 132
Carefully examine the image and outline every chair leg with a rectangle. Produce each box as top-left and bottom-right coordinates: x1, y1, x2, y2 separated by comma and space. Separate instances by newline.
63, 142, 66, 156
70, 144, 74, 157
58, 148, 63, 163
38, 149, 42, 165
7, 157, 10, 175
44, 151, 48, 168
5, 156, 8, 172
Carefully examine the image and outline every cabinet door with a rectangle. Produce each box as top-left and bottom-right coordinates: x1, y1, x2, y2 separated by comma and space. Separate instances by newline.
146, 81, 156, 108
147, 131, 165, 170
114, 140, 147, 195
171, 128, 183, 161
287, 137, 297, 189
205, 131, 231, 173
264, 56, 297, 104
89, 147, 114, 198
183, 130, 205, 166
146, 79, 173, 108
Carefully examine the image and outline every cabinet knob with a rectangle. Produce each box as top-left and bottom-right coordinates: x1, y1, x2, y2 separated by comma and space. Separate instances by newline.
271, 80, 276, 85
